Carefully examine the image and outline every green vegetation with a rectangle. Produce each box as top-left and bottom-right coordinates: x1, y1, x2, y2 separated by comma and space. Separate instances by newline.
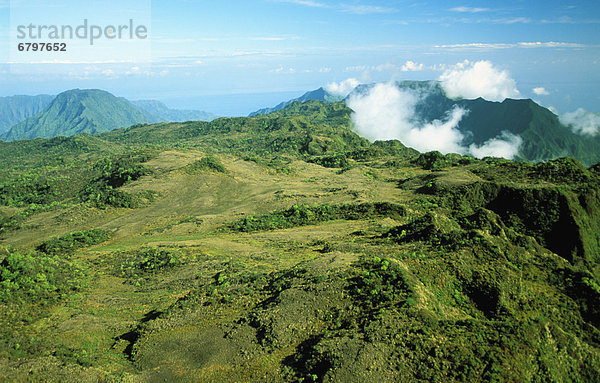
0, 99, 599, 381
413, 150, 476, 170
307, 154, 351, 169
185, 156, 227, 173
2, 89, 150, 141
0, 174, 55, 206
119, 248, 181, 285
231, 202, 404, 232
350, 256, 414, 311
249, 87, 343, 116
131, 99, 216, 123
79, 151, 155, 208
0, 251, 84, 304
0, 94, 53, 134
36, 229, 110, 257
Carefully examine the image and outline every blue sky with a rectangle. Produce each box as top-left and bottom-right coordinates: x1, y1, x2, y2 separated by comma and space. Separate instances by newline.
0, 0, 599, 115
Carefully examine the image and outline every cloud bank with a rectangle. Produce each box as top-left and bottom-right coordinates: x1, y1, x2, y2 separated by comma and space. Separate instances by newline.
439, 60, 521, 102
559, 108, 600, 136
469, 131, 523, 159
346, 82, 522, 158
325, 78, 360, 96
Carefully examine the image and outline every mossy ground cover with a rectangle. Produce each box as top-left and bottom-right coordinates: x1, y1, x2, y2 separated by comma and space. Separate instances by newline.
1, 104, 600, 381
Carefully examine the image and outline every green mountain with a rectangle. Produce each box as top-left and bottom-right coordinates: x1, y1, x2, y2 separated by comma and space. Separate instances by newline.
0, 95, 54, 135
0, 100, 599, 381
249, 87, 343, 116
1, 89, 150, 141
1, 90, 218, 142
350, 81, 600, 166
131, 99, 217, 122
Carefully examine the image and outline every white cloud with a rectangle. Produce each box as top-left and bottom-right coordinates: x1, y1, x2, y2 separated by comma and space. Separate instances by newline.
277, 0, 326, 7
347, 83, 416, 142
439, 60, 521, 102
559, 108, 600, 136
276, 0, 396, 14
346, 82, 467, 153
468, 131, 523, 159
251, 37, 287, 41
345, 65, 367, 72
13, 59, 131, 64
517, 41, 585, 48
271, 66, 297, 74
344, 63, 398, 73
450, 6, 490, 13
125, 66, 140, 75
407, 106, 468, 153
532, 87, 550, 96
101, 69, 118, 79
434, 41, 585, 50
340, 4, 397, 14
346, 81, 523, 159
325, 78, 360, 96
374, 63, 398, 72
401, 60, 424, 72
434, 43, 514, 50
494, 17, 531, 24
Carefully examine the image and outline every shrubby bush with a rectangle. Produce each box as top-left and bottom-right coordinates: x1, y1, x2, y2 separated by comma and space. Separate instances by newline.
36, 229, 110, 257
0, 251, 84, 304
120, 248, 181, 280
185, 156, 227, 173
231, 202, 405, 232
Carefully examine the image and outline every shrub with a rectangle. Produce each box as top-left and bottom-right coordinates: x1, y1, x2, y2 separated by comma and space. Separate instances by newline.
0, 251, 83, 304
36, 229, 110, 257
120, 248, 181, 280
79, 153, 153, 207
231, 202, 405, 232
350, 257, 413, 310
307, 154, 350, 169
186, 156, 227, 173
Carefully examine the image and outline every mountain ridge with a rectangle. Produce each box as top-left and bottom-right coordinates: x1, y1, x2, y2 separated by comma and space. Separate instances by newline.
0, 95, 54, 135
1, 89, 216, 141
2, 84, 599, 166
1, 89, 149, 141
248, 87, 343, 116
131, 99, 217, 123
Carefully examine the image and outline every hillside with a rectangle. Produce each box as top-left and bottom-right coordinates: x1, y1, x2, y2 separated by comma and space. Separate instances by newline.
1, 89, 150, 141
249, 87, 343, 116
349, 81, 600, 166
0, 95, 54, 134
0, 101, 599, 381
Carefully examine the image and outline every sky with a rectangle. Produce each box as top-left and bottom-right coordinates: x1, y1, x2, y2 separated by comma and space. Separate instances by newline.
0, 0, 599, 115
